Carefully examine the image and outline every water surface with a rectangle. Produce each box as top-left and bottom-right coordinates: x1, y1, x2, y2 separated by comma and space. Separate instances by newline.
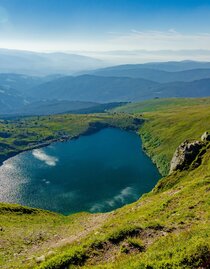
0, 128, 160, 214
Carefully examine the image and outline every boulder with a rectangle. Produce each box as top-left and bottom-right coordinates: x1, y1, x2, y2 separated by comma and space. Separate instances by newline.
35, 255, 45, 263
201, 131, 210, 142
169, 140, 203, 174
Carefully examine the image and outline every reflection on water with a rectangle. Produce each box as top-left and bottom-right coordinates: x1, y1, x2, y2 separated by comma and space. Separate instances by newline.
0, 128, 160, 215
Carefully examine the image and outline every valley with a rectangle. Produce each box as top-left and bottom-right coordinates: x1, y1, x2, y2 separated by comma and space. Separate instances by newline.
0, 98, 210, 268
2, 60, 210, 116
1, 1, 210, 268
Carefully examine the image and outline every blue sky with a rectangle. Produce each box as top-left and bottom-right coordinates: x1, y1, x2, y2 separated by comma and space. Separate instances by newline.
0, 0, 210, 62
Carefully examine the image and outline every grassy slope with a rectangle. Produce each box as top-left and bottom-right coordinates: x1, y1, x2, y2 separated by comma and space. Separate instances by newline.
0, 99, 210, 268
0, 203, 111, 268
140, 104, 210, 175
112, 97, 210, 113
114, 97, 210, 175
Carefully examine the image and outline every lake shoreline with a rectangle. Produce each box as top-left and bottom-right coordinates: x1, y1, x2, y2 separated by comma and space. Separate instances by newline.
0, 126, 161, 215
0, 121, 140, 167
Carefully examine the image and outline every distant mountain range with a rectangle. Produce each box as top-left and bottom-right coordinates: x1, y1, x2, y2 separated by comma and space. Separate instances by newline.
10, 100, 125, 116
0, 73, 62, 92
24, 75, 210, 103
0, 86, 26, 114
0, 49, 104, 75
90, 67, 210, 83
2, 60, 210, 116
91, 61, 210, 73
26, 75, 159, 103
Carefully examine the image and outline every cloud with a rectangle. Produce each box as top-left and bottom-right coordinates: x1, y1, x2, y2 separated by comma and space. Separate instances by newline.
108, 29, 210, 51
79, 47, 210, 64
1, 28, 210, 63
32, 149, 58, 166
89, 186, 138, 213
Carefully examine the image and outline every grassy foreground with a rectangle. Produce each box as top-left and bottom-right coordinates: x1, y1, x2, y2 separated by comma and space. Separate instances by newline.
0, 98, 210, 268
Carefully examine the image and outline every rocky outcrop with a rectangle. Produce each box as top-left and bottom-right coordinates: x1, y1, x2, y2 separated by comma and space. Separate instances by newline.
169, 140, 203, 174
201, 131, 210, 142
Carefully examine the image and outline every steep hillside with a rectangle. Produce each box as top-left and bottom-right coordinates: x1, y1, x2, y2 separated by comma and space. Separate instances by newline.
0, 99, 210, 269
113, 97, 210, 175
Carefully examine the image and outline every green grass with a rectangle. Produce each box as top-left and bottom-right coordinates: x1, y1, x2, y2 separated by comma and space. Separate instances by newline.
35, 150, 210, 269
112, 97, 210, 113
0, 98, 210, 268
139, 105, 210, 175
112, 97, 210, 175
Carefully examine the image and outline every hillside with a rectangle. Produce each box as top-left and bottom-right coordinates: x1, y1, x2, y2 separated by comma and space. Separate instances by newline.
0, 99, 210, 268
111, 97, 210, 113
113, 97, 210, 175
11, 101, 125, 116
0, 73, 59, 93
2, 61, 210, 116
0, 74, 126, 115
91, 67, 210, 83
0, 86, 26, 114
25, 76, 210, 103
91, 61, 210, 73
26, 75, 159, 102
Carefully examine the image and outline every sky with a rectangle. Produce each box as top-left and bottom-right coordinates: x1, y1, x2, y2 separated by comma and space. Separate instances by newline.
0, 0, 210, 62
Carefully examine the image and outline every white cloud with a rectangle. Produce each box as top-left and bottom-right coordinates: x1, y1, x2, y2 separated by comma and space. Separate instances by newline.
107, 29, 210, 51
1, 29, 210, 63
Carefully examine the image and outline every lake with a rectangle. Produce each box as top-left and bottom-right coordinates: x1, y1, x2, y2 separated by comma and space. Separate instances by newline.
0, 128, 160, 214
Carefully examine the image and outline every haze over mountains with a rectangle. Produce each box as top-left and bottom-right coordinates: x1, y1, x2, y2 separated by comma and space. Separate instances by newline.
25, 75, 210, 103
1, 51, 210, 116
0, 49, 104, 75
90, 65, 210, 83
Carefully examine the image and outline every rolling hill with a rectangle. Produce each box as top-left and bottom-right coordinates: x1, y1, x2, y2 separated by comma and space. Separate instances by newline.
0, 86, 26, 114
26, 75, 159, 102
10, 101, 126, 116
26, 75, 210, 103
0, 73, 62, 93
91, 67, 210, 83
2, 61, 210, 116
91, 60, 210, 73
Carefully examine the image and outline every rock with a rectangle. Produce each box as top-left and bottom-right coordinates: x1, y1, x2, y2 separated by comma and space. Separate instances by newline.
201, 131, 210, 142
169, 140, 203, 174
46, 251, 55, 257
35, 255, 45, 263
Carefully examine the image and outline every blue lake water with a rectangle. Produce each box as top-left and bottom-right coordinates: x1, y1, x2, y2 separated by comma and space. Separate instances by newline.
0, 128, 160, 215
